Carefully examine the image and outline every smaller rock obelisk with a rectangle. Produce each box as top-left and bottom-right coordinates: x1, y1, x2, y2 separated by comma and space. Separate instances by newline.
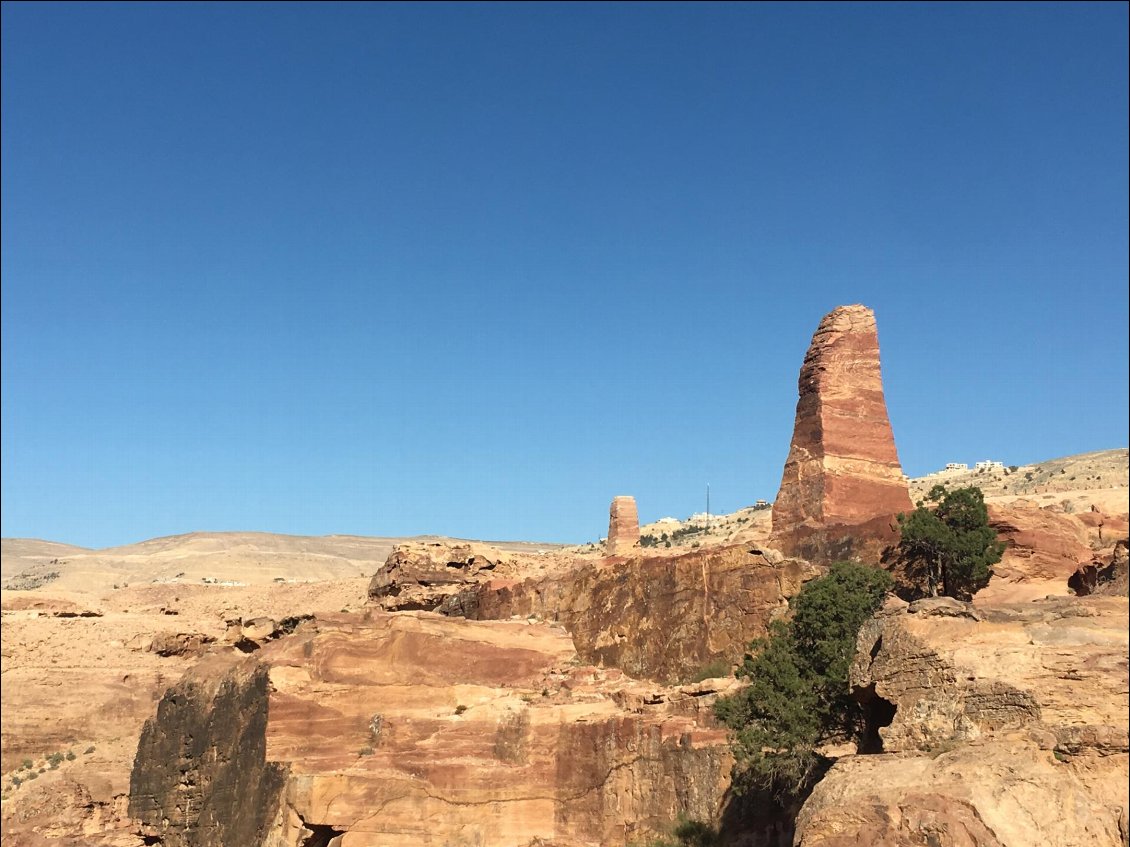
607, 496, 641, 556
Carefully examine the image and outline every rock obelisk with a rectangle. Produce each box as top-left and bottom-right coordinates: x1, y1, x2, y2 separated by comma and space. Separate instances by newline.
607, 496, 641, 556
771, 304, 912, 562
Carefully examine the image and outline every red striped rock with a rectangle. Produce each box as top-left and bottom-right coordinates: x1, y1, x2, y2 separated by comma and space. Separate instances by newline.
771, 305, 912, 562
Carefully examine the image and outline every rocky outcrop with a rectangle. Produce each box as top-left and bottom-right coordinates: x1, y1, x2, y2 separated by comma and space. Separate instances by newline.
443, 544, 822, 683
607, 496, 641, 556
1071, 540, 1130, 597
129, 658, 288, 847
771, 305, 912, 563
980, 501, 1096, 601
366, 541, 502, 611
794, 594, 1130, 846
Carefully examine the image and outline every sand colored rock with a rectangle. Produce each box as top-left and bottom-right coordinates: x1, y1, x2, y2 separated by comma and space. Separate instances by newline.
607, 495, 641, 556
795, 594, 1130, 847
444, 543, 822, 683
976, 502, 1097, 602
771, 305, 912, 562
127, 612, 733, 847
0, 576, 370, 843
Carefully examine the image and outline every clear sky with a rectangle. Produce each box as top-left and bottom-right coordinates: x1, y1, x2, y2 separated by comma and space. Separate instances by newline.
2, 2, 1127, 549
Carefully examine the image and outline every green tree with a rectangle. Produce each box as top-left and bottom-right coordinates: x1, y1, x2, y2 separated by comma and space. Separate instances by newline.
713, 562, 891, 798
896, 485, 1004, 600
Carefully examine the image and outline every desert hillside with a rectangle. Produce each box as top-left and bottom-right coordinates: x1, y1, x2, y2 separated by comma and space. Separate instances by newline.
910, 447, 1128, 512
0, 531, 565, 594
628, 448, 1128, 553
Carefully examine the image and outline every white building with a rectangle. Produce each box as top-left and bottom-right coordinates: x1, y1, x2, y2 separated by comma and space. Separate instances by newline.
975, 460, 1005, 471
943, 462, 968, 472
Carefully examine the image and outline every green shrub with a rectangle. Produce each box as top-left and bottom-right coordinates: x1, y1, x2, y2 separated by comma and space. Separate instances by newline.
714, 562, 891, 798
896, 485, 1004, 599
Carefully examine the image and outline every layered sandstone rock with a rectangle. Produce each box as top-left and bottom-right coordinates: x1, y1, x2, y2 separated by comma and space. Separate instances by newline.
979, 502, 1097, 602
443, 544, 822, 683
771, 305, 912, 562
128, 612, 734, 847
795, 594, 1130, 847
607, 496, 641, 556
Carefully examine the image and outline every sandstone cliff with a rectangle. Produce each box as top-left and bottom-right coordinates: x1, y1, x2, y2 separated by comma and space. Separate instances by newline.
771, 305, 912, 563
126, 612, 735, 847
438, 543, 822, 684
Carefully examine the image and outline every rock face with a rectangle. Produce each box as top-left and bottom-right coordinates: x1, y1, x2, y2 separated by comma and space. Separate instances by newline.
771, 305, 913, 563
443, 544, 822, 683
607, 496, 641, 556
128, 612, 734, 847
129, 658, 288, 847
980, 501, 1104, 602
795, 594, 1130, 847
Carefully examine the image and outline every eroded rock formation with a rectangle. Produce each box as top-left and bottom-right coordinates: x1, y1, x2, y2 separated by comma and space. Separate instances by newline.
771, 304, 912, 562
441, 543, 822, 683
607, 496, 641, 556
795, 593, 1130, 846
367, 541, 502, 611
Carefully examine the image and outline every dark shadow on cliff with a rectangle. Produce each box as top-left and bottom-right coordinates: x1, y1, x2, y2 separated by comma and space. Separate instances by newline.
716, 759, 833, 847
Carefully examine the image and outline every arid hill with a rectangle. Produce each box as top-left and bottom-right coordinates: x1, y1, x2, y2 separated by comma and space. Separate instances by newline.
1, 531, 565, 594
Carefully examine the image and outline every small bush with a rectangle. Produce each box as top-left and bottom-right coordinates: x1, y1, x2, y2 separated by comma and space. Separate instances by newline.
357, 746, 374, 757
84, 746, 96, 755
66, 751, 76, 761
454, 704, 468, 715
687, 659, 730, 683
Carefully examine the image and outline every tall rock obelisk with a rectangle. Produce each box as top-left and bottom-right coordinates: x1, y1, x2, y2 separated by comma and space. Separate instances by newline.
771, 305, 912, 562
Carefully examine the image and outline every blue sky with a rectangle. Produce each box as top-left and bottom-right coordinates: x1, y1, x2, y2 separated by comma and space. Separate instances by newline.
2, 3, 1127, 549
